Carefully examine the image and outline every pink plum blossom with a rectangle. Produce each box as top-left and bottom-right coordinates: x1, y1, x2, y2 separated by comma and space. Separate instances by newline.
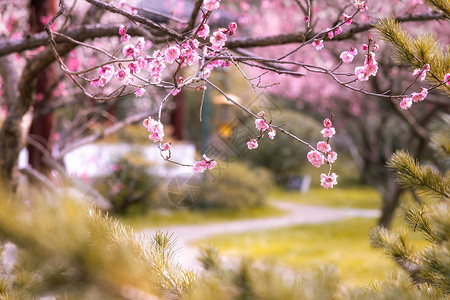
312, 40, 324, 50
247, 139, 258, 150
90, 76, 107, 87
444, 73, 450, 85
119, 25, 126, 36
193, 161, 207, 173
268, 128, 276, 139
121, 34, 130, 42
400, 97, 412, 110
327, 151, 338, 163
197, 24, 210, 39
340, 51, 355, 63
343, 13, 352, 25
115, 68, 134, 85
255, 118, 269, 131
123, 44, 135, 57
99, 65, 114, 78
307, 150, 325, 168
165, 45, 180, 64
320, 173, 338, 189
228, 22, 237, 35
349, 47, 358, 56
193, 154, 217, 173
128, 62, 140, 74
135, 87, 145, 97
317, 141, 331, 152
411, 88, 427, 102
335, 27, 342, 35
203, 0, 220, 11
362, 44, 368, 50
161, 143, 172, 151
210, 31, 227, 51
143, 116, 164, 142
323, 118, 332, 128
326, 28, 334, 39
321, 127, 336, 138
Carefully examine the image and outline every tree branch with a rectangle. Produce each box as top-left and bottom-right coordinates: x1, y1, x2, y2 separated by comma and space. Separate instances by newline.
226, 12, 445, 49
0, 24, 152, 57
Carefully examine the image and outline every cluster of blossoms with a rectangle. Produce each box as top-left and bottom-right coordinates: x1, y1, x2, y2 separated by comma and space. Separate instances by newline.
91, 64, 115, 87
193, 154, 217, 173
412, 64, 430, 81
142, 116, 164, 142
340, 47, 358, 63
398, 64, 446, 110
307, 118, 338, 189
247, 111, 276, 150
203, 0, 220, 11
355, 47, 378, 81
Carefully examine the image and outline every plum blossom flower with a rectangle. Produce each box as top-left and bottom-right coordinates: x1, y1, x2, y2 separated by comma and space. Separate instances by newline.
327, 151, 338, 163
349, 47, 358, 56
413, 64, 430, 81
340, 51, 355, 63
123, 44, 135, 57
321, 127, 336, 138
323, 118, 332, 128
119, 24, 126, 36
197, 24, 210, 39
128, 62, 140, 74
121, 34, 130, 42
317, 141, 331, 152
268, 128, 276, 139
193, 154, 217, 173
161, 143, 172, 151
247, 139, 258, 150
320, 173, 338, 189
114, 68, 134, 85
255, 119, 269, 131
203, 0, 220, 11
343, 13, 352, 25
312, 40, 324, 50
411, 88, 428, 102
257, 111, 265, 118
443, 73, 450, 85
135, 87, 145, 97
210, 30, 227, 51
400, 97, 412, 110
335, 27, 342, 35
362, 44, 368, 51
90, 76, 107, 87
326, 28, 334, 39
165, 45, 180, 64
228, 22, 237, 35
307, 150, 325, 168
99, 65, 115, 79
143, 116, 164, 142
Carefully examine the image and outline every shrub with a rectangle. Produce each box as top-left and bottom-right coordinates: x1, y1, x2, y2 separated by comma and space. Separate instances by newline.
198, 162, 273, 209
94, 153, 161, 215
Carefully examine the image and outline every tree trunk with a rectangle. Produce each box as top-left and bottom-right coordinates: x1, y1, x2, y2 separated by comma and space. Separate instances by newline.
378, 180, 403, 228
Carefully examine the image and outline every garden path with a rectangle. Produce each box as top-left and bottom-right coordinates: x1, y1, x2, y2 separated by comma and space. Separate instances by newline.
140, 201, 380, 271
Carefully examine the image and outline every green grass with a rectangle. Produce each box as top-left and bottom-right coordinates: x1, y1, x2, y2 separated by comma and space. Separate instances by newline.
120, 205, 285, 229
270, 186, 382, 209
195, 217, 417, 286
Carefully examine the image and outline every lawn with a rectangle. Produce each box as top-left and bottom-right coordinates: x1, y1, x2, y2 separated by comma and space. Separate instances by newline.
270, 186, 382, 209
120, 205, 285, 229
194, 217, 425, 286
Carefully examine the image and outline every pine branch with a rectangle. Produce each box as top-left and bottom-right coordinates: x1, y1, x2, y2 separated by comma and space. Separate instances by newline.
370, 226, 425, 284
375, 18, 450, 95
388, 150, 450, 200
423, 0, 450, 19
